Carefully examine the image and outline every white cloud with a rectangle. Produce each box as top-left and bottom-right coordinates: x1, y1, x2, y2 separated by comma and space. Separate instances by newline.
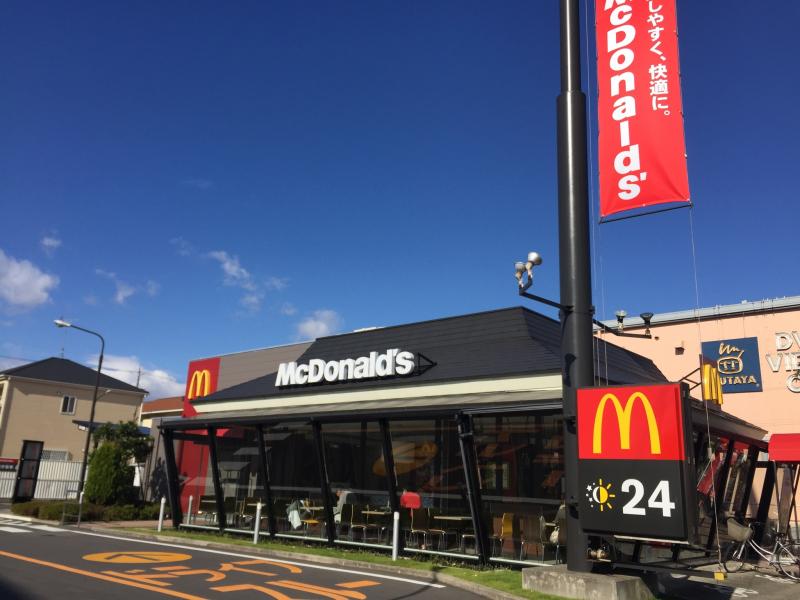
280, 302, 297, 316
170, 237, 194, 257
95, 269, 135, 305
296, 309, 342, 340
240, 292, 264, 313
208, 251, 255, 290
265, 276, 288, 291
0, 249, 59, 310
40, 236, 62, 257
95, 269, 159, 305
181, 178, 213, 190
90, 353, 185, 400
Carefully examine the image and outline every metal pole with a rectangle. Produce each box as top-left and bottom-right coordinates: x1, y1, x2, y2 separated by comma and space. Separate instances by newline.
254, 501, 263, 544
557, 0, 592, 572
187, 495, 194, 525
158, 497, 166, 531
392, 511, 400, 560
73, 326, 105, 496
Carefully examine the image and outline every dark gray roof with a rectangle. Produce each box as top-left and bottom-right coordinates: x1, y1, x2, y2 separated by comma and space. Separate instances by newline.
1, 357, 147, 394
196, 306, 666, 404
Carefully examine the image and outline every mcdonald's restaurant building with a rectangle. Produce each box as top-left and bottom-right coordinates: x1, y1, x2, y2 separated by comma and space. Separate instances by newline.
160, 307, 770, 567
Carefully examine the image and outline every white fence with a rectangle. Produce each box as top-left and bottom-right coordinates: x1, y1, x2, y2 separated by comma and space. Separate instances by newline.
0, 460, 83, 500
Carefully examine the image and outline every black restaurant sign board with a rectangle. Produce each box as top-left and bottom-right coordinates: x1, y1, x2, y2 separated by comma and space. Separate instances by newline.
577, 383, 698, 543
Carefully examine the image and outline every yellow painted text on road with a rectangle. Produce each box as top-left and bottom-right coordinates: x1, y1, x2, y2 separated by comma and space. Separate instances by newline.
83, 551, 192, 564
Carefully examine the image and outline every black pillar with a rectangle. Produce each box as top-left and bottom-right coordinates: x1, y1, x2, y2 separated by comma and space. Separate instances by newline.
706, 439, 734, 549
312, 421, 335, 544
755, 462, 775, 544
207, 427, 226, 532
457, 414, 489, 564
557, 0, 592, 572
162, 428, 182, 528
256, 425, 276, 536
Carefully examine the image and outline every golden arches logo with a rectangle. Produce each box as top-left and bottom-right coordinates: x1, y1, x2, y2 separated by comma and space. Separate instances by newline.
701, 363, 723, 405
187, 369, 212, 400
592, 391, 662, 455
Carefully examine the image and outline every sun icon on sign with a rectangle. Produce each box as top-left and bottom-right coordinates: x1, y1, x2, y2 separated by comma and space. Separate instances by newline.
586, 478, 616, 512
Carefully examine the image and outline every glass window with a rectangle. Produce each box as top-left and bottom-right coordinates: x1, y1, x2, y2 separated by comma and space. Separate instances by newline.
723, 442, 753, 519
473, 413, 564, 564
389, 418, 474, 556
263, 422, 326, 539
173, 430, 217, 528
322, 421, 393, 546
695, 434, 730, 543
60, 395, 76, 415
213, 426, 266, 532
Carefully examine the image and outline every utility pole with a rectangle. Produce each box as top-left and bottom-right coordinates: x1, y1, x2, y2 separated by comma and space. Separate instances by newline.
557, 0, 593, 572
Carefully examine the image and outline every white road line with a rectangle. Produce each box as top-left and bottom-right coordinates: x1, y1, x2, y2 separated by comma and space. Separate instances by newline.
28, 525, 64, 532
0, 526, 32, 533
69, 529, 446, 588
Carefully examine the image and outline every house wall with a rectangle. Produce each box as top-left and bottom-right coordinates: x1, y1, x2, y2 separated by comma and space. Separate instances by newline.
0, 377, 144, 460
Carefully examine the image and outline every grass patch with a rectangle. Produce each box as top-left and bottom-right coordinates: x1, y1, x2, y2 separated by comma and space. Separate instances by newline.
118, 527, 564, 599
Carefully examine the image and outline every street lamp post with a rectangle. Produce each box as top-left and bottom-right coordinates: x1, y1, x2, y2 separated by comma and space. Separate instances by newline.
54, 319, 105, 496
556, 0, 592, 572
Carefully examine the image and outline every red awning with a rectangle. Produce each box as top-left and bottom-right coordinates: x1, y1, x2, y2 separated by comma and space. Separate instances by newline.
769, 434, 800, 463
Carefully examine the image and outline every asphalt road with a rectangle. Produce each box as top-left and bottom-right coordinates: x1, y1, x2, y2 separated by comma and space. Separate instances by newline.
0, 519, 487, 600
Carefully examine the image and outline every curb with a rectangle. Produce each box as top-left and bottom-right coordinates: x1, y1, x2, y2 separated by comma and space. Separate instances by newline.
78, 525, 529, 600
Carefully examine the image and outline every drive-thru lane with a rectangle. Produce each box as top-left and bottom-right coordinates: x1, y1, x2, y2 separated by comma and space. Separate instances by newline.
0, 521, 486, 600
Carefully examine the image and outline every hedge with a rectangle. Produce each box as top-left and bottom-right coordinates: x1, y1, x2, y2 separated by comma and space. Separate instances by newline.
10, 500, 162, 522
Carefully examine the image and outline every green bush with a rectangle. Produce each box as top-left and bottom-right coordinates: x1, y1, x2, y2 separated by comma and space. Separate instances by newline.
136, 503, 162, 520
36, 501, 104, 521
10, 500, 46, 517
102, 504, 139, 521
84, 443, 135, 505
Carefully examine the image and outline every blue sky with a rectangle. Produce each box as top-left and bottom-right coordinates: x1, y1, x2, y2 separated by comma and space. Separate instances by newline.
1, 1, 798, 399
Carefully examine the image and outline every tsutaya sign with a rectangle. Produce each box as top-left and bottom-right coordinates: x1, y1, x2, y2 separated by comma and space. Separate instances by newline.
276, 349, 420, 387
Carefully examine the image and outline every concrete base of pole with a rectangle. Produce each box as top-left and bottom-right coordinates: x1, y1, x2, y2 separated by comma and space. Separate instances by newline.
522, 565, 654, 600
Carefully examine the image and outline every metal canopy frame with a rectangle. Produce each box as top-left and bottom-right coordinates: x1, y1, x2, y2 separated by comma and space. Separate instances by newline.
161, 394, 769, 570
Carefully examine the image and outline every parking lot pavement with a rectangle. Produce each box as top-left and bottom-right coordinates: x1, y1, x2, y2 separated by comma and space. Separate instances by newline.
0, 524, 489, 600
656, 567, 799, 599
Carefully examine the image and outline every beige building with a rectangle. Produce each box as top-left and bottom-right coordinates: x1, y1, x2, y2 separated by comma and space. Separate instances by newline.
139, 396, 183, 430
0, 357, 147, 462
597, 296, 800, 439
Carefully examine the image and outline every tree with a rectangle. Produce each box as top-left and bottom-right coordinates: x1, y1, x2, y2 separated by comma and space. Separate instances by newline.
84, 421, 152, 505
84, 443, 134, 505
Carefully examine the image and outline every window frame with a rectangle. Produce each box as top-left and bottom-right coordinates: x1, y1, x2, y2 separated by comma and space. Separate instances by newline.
60, 395, 76, 415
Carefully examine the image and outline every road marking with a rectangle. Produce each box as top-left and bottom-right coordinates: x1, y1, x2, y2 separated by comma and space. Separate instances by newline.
0, 526, 31, 533
83, 551, 193, 564
337, 580, 381, 589
69, 529, 446, 588
29, 524, 64, 532
0, 550, 207, 600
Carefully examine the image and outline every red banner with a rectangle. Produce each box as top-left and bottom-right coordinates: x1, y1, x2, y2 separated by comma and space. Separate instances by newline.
597, 0, 690, 218
577, 383, 685, 461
